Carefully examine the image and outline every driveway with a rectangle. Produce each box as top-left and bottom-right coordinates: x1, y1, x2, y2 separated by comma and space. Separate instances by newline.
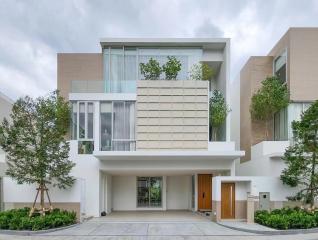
1, 211, 318, 239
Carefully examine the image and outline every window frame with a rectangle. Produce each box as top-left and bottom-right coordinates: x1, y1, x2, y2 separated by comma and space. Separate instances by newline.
273, 48, 288, 84
73, 101, 95, 141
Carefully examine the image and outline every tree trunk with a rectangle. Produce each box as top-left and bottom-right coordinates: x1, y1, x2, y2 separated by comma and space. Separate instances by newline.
40, 183, 45, 214
213, 128, 218, 141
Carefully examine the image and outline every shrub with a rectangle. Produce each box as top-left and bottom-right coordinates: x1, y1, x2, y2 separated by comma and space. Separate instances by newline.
255, 207, 318, 230
162, 56, 182, 80
140, 58, 162, 80
0, 207, 76, 231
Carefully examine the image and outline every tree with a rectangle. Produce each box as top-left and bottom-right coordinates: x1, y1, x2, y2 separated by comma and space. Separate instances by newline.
209, 90, 230, 141
280, 101, 318, 207
162, 56, 182, 80
250, 76, 289, 140
140, 58, 162, 80
189, 63, 215, 81
0, 91, 75, 216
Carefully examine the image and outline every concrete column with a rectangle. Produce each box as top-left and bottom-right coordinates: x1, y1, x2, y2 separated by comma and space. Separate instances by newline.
194, 174, 198, 211
247, 194, 257, 223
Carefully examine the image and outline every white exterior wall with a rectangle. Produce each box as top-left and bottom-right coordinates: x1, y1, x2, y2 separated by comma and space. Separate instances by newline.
166, 176, 192, 210
212, 176, 298, 202
236, 141, 289, 177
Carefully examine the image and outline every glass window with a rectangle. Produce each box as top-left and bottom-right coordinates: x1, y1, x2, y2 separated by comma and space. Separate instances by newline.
274, 50, 287, 83
71, 102, 77, 140
78, 141, 94, 154
100, 102, 112, 151
79, 102, 85, 139
137, 177, 162, 208
87, 103, 94, 139
113, 101, 135, 151
274, 108, 288, 141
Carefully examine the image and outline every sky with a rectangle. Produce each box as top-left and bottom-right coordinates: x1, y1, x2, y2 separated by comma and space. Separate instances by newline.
0, 0, 318, 100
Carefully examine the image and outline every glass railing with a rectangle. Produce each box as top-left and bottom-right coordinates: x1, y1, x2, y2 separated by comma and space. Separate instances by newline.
100, 140, 136, 151
71, 80, 104, 93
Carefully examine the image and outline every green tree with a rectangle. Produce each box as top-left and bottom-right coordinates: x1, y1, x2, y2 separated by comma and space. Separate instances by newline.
189, 63, 215, 81
250, 76, 289, 140
140, 58, 162, 80
162, 56, 182, 80
280, 101, 318, 207
210, 90, 230, 141
0, 91, 75, 216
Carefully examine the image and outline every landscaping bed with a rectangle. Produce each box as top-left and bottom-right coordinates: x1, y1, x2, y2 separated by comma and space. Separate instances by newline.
0, 207, 77, 231
255, 207, 318, 230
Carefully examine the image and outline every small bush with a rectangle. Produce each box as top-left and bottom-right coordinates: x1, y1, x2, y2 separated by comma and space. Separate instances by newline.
255, 207, 318, 230
0, 207, 76, 231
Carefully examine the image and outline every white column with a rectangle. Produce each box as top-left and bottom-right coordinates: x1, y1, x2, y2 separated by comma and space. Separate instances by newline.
194, 174, 198, 211
162, 176, 167, 210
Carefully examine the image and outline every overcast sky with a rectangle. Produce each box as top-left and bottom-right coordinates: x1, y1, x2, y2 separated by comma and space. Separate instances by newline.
0, 0, 318, 100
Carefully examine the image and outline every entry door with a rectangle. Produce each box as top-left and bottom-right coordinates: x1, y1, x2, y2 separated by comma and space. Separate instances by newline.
198, 174, 212, 210
221, 183, 235, 219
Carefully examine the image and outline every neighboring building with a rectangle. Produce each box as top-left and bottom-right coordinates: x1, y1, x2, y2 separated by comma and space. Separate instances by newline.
236, 28, 318, 198
0, 91, 13, 211
239, 28, 318, 163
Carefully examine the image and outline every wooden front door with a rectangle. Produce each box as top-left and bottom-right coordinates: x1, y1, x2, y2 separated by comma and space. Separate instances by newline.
221, 183, 235, 219
198, 174, 212, 210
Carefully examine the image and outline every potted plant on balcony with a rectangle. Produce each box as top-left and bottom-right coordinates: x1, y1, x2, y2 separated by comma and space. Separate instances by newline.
162, 56, 182, 80
210, 90, 230, 141
189, 63, 215, 81
250, 76, 289, 140
140, 58, 162, 80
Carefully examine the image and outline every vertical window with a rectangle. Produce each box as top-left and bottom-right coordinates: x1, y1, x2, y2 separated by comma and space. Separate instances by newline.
274, 50, 287, 83
274, 107, 288, 141
137, 177, 162, 208
113, 101, 135, 151
79, 102, 86, 139
87, 103, 94, 139
100, 102, 112, 151
71, 102, 77, 140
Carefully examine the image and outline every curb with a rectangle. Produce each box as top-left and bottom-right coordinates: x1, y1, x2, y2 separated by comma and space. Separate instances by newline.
217, 222, 318, 235
0, 223, 79, 236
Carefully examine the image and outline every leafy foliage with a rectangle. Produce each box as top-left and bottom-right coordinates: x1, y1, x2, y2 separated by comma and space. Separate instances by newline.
255, 207, 318, 230
280, 101, 318, 207
162, 56, 182, 80
0, 91, 75, 213
140, 58, 162, 80
209, 90, 230, 141
189, 63, 215, 81
250, 76, 289, 140
0, 208, 76, 231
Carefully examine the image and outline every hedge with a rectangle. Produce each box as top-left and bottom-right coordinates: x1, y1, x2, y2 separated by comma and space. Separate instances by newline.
0, 207, 76, 231
255, 207, 318, 230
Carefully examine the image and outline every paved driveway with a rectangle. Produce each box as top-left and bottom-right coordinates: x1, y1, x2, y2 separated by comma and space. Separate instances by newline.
1, 211, 318, 239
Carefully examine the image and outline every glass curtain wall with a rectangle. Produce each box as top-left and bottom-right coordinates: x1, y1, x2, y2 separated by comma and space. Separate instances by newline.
137, 177, 162, 208
274, 50, 287, 83
103, 47, 202, 93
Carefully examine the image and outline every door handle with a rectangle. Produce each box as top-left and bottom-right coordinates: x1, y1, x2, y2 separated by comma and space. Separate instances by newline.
203, 192, 205, 198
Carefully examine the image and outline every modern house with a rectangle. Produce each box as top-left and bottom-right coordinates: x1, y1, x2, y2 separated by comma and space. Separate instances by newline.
1, 29, 316, 222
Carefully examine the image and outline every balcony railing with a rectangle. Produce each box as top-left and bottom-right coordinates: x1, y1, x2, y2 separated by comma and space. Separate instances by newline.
71, 80, 104, 93
100, 140, 136, 151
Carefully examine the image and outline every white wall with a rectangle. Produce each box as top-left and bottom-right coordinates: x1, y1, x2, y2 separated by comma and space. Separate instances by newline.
112, 176, 136, 211
212, 176, 299, 202
3, 177, 83, 203
166, 176, 191, 210
236, 141, 289, 177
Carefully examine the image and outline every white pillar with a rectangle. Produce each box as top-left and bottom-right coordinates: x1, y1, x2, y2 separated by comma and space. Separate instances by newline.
194, 174, 198, 211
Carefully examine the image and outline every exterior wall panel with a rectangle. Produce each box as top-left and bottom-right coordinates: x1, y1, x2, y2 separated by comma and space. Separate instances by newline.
136, 80, 209, 151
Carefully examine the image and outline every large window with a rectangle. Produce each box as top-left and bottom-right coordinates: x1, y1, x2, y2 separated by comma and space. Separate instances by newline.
100, 101, 136, 151
71, 101, 94, 154
103, 47, 202, 93
274, 103, 312, 141
137, 177, 162, 208
274, 50, 287, 83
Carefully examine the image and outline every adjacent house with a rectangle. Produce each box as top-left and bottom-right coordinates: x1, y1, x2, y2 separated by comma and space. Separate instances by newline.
1, 28, 317, 222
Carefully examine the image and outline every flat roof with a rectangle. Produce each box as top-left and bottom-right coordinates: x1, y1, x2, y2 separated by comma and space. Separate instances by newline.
100, 38, 229, 50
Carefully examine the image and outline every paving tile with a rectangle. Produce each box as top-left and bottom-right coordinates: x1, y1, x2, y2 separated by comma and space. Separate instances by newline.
147, 223, 203, 236
89, 223, 148, 236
